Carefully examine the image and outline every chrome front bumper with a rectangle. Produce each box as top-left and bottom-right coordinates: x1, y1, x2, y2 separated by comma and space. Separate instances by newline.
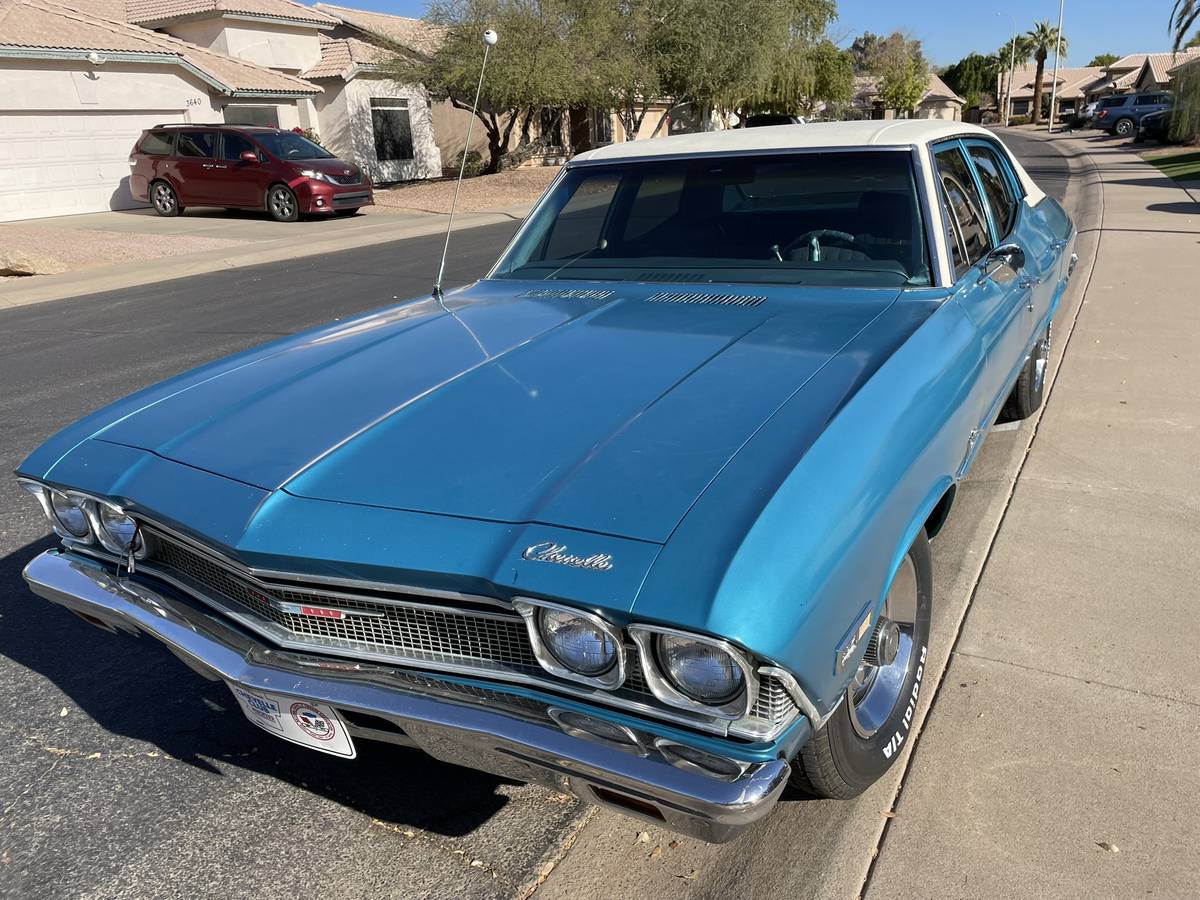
22, 550, 790, 842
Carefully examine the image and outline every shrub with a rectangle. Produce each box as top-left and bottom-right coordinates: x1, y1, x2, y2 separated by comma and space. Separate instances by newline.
1008, 115, 1030, 126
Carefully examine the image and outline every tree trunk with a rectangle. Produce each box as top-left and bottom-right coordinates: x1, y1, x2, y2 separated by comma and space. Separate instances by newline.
1030, 52, 1047, 125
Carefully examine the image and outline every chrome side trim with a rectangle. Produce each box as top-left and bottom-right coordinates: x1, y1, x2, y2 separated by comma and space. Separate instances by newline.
759, 666, 841, 730
512, 597, 627, 690
627, 624, 759, 721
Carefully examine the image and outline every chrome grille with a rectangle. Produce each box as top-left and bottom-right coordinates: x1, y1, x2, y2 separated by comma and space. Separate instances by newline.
328, 171, 361, 185
143, 532, 800, 738
149, 536, 542, 678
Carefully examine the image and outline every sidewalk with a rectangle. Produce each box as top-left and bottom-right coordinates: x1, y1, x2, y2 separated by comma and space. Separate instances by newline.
0, 201, 531, 311
867, 136, 1200, 896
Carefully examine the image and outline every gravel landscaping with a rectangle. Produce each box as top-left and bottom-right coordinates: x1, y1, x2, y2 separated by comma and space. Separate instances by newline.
0, 223, 242, 281
374, 166, 560, 214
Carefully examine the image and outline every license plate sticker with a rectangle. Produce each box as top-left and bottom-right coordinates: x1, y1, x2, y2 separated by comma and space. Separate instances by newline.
226, 683, 355, 759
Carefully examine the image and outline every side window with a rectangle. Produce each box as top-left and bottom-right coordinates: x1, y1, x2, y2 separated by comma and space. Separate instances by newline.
221, 133, 258, 161
935, 145, 992, 277
138, 130, 174, 155
177, 131, 216, 158
967, 144, 1018, 237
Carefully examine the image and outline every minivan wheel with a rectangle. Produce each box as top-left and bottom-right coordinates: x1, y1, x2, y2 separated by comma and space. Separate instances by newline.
267, 185, 299, 222
1113, 117, 1134, 137
788, 530, 932, 800
150, 181, 182, 217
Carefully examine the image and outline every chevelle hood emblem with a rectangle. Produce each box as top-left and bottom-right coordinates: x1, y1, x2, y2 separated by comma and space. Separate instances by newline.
522, 542, 614, 572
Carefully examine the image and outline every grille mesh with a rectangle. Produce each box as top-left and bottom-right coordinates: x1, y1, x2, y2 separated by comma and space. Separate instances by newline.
144, 533, 798, 735
328, 171, 362, 185
644, 291, 766, 308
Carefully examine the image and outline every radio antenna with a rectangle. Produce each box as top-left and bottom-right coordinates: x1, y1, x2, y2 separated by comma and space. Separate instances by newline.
433, 27, 498, 306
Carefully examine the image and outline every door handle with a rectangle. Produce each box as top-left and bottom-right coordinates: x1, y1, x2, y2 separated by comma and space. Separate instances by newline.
201, 163, 214, 169
1017, 276, 1040, 290
1051, 239, 1068, 252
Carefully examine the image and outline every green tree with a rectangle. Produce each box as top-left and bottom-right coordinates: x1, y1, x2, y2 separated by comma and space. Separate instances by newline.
1187, 33, 1200, 49
1087, 53, 1120, 67
853, 30, 928, 116
942, 52, 999, 99
1172, 2, 1199, 50
1026, 20, 1068, 126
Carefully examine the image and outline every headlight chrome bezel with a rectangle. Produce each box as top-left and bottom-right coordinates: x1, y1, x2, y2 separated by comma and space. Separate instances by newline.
628, 624, 758, 720
513, 597, 626, 690
19, 479, 144, 557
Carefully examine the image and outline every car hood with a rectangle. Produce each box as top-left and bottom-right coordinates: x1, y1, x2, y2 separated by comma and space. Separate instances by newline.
91, 281, 904, 544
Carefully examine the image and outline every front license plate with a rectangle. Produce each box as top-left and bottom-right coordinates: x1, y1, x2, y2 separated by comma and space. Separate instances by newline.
226, 683, 356, 759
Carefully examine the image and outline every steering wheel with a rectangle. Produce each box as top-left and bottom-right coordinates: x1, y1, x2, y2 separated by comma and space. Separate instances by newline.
781, 229, 857, 260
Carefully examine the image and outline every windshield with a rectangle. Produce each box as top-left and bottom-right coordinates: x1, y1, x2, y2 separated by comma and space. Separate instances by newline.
492, 151, 931, 287
254, 131, 335, 160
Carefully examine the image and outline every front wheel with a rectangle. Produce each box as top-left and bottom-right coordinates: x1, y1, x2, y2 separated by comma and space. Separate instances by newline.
790, 530, 932, 799
266, 184, 299, 222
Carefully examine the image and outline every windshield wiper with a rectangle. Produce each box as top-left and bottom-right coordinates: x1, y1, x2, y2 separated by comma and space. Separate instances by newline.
543, 240, 608, 282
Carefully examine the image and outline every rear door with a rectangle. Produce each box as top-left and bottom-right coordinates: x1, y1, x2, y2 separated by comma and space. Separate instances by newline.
172, 130, 219, 205
933, 141, 1023, 429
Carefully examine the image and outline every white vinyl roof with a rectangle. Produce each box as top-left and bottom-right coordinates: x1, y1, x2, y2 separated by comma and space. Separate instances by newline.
572, 119, 1045, 210
573, 120, 1002, 162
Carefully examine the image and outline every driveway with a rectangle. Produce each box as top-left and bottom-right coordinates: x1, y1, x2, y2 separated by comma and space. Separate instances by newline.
0, 133, 1081, 899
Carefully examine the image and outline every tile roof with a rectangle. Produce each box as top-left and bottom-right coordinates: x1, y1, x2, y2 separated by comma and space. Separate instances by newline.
1001, 65, 1105, 100
0, 0, 320, 94
1143, 48, 1200, 83
313, 2, 441, 54
124, 0, 337, 26
853, 74, 966, 107
1105, 53, 1149, 72
301, 32, 382, 78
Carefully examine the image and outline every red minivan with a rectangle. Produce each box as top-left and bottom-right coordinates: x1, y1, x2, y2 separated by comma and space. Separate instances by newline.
129, 124, 373, 222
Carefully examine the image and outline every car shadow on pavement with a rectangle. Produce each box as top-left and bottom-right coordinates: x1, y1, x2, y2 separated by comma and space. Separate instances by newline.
0, 537, 518, 838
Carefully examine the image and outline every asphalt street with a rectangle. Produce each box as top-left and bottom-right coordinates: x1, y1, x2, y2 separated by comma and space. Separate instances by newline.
0, 131, 1070, 899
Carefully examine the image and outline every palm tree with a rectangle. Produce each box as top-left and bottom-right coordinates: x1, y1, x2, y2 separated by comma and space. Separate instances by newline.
1027, 20, 1068, 126
997, 36, 1034, 121
1173, 2, 1199, 50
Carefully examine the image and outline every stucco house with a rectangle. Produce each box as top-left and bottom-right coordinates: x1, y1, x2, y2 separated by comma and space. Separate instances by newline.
0, 0, 441, 222
852, 73, 965, 121
997, 49, 1200, 123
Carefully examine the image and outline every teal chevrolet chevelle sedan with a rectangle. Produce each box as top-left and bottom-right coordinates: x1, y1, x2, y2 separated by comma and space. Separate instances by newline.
17, 121, 1075, 841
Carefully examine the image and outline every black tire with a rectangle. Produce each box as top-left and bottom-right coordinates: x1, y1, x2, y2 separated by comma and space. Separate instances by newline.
335, 208, 361, 217
1113, 117, 1134, 137
150, 180, 183, 217
789, 530, 932, 799
266, 184, 299, 222
1000, 323, 1051, 422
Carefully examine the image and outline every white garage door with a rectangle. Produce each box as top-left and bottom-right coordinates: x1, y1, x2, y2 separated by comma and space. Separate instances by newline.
0, 111, 185, 222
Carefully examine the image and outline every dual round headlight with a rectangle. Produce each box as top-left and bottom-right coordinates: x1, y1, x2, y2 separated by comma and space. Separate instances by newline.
539, 607, 617, 677
23, 482, 140, 553
656, 635, 745, 704
48, 490, 90, 538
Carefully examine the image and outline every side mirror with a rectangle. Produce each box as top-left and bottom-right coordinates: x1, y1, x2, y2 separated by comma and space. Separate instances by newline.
239, 151, 259, 163
977, 243, 1025, 285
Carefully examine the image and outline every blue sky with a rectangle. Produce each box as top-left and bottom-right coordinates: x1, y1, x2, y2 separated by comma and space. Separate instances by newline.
322, 1, 1189, 68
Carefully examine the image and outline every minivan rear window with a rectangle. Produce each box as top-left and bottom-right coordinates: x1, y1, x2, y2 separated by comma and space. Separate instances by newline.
138, 130, 174, 155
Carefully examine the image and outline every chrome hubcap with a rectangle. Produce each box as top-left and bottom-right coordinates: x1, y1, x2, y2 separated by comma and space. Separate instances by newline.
1032, 323, 1052, 394
271, 190, 295, 217
848, 556, 919, 739
153, 184, 174, 212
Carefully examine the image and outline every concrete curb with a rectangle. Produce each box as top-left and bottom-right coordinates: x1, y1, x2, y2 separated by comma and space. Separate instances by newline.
0, 203, 531, 311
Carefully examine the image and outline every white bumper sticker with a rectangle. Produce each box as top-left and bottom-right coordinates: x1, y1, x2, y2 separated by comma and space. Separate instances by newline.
226, 683, 356, 759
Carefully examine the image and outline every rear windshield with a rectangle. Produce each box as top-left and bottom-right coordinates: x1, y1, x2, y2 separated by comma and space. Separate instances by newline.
254, 131, 334, 160
492, 151, 931, 287
138, 130, 174, 155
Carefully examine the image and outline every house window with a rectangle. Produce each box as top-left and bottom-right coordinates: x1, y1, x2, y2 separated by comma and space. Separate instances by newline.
370, 98, 414, 162
1012, 100, 1030, 115
591, 108, 613, 144
225, 106, 280, 127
